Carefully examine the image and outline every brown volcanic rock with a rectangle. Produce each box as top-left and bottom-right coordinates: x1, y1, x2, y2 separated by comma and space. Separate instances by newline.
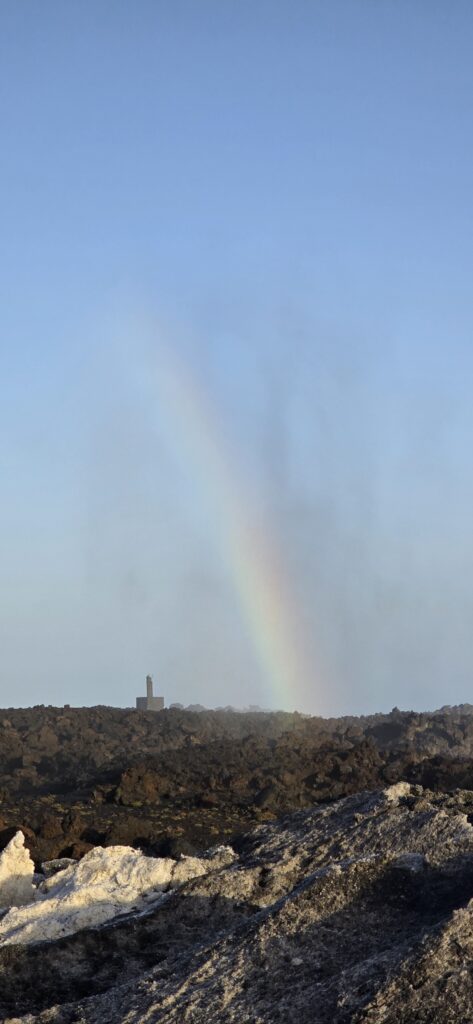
4, 705, 473, 868
112, 765, 168, 805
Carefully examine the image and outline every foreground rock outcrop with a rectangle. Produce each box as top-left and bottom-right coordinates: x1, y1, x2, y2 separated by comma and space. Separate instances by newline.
4, 782, 473, 1022
0, 839, 234, 946
0, 832, 35, 909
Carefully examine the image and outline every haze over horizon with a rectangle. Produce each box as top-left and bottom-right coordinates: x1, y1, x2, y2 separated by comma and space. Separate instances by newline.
2, 2, 473, 715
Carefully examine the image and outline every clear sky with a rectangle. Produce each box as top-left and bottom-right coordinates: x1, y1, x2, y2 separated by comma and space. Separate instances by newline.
2, 1, 473, 714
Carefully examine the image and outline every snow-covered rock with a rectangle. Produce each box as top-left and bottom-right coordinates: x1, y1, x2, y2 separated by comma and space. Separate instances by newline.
0, 842, 234, 946
0, 832, 35, 908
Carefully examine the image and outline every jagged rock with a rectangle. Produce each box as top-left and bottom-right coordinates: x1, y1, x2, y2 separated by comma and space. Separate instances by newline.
0, 843, 234, 946
3, 786, 473, 1021
0, 831, 35, 908
41, 858, 76, 878
4, 706, 473, 864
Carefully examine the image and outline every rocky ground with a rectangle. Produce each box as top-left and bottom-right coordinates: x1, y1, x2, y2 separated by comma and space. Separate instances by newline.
3, 707, 473, 1019
2, 703, 473, 865
4, 782, 473, 1021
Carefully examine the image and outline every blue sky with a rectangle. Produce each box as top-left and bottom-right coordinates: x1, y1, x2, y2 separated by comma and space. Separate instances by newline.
2, 1, 473, 713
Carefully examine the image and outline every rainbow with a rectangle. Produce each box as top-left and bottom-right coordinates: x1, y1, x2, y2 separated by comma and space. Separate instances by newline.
148, 343, 316, 711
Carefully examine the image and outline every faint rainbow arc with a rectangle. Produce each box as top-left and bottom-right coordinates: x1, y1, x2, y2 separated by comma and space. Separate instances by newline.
151, 348, 314, 710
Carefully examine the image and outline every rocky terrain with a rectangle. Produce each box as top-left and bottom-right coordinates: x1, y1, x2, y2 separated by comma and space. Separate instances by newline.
3, 782, 473, 1021
2, 703, 473, 865
3, 707, 473, 1019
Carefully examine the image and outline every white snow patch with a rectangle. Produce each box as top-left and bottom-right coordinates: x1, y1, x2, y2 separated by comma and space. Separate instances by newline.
0, 843, 234, 946
0, 832, 35, 908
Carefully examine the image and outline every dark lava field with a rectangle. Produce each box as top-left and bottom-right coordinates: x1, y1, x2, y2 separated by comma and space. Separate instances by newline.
3, 703, 473, 866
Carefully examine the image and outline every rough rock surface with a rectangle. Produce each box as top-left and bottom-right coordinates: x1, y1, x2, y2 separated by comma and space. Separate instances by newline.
0, 832, 35, 908
5, 704, 473, 864
0, 842, 233, 946
5, 783, 473, 1021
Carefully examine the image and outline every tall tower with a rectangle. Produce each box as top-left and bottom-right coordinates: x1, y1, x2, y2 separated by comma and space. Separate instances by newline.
136, 674, 164, 712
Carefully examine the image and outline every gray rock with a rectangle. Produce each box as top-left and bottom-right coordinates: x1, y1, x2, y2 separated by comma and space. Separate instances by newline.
6, 783, 473, 1022
41, 859, 76, 879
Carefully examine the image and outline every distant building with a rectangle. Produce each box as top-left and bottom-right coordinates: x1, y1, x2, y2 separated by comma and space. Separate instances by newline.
136, 675, 164, 712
